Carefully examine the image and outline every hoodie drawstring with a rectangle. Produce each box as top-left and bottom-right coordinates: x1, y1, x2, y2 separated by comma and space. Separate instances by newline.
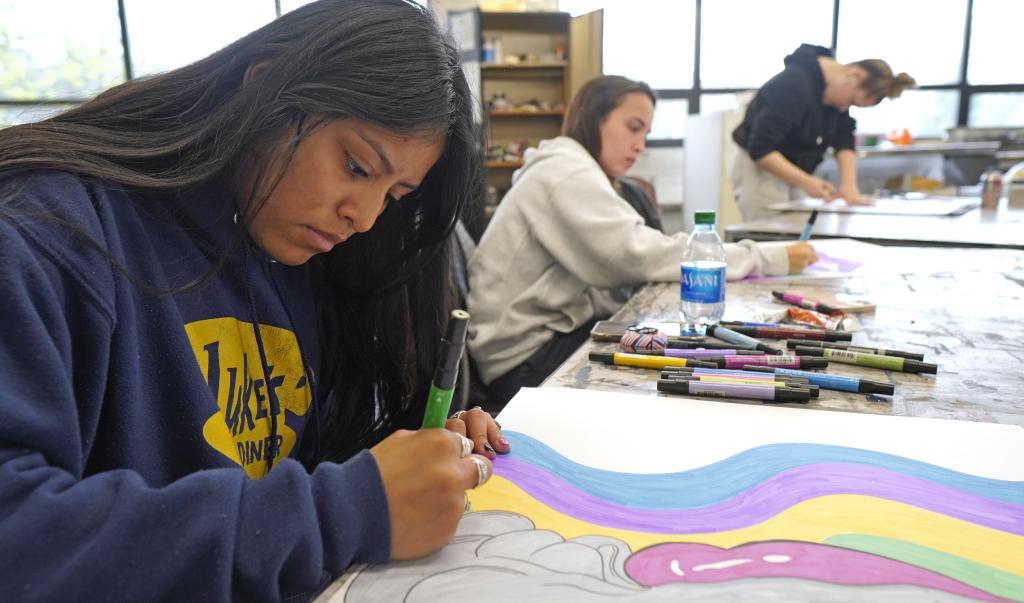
243, 246, 282, 475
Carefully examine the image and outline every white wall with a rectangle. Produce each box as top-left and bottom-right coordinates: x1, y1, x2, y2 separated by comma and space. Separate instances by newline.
626, 147, 684, 207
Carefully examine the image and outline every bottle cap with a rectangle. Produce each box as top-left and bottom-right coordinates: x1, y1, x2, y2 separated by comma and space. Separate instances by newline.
693, 210, 716, 225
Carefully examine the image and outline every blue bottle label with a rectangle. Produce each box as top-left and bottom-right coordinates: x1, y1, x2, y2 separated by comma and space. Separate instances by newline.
681, 265, 725, 304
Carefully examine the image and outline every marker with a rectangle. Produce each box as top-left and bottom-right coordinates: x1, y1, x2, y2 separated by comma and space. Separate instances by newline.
793, 346, 937, 374
589, 351, 718, 371
742, 366, 895, 395
665, 338, 749, 350
706, 324, 783, 355
661, 366, 810, 384
799, 208, 819, 241
722, 320, 827, 330
657, 379, 811, 403
722, 325, 852, 342
421, 310, 470, 428
771, 291, 841, 315
655, 348, 766, 358
661, 372, 819, 397
662, 374, 819, 397
716, 354, 828, 370
785, 340, 925, 361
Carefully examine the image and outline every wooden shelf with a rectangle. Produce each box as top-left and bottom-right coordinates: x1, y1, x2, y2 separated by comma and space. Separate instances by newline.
481, 62, 567, 69
485, 160, 524, 169
488, 109, 564, 117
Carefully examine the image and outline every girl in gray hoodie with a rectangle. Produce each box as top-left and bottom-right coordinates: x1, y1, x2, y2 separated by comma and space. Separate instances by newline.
467, 76, 817, 411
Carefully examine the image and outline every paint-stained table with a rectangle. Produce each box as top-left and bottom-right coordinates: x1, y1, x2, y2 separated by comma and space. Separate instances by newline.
543, 246, 1024, 427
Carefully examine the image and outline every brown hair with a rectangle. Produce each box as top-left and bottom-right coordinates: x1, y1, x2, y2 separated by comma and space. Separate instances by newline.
852, 59, 917, 105
561, 75, 656, 160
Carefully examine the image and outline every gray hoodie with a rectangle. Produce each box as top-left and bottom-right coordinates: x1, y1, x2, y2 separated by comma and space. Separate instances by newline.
467, 136, 789, 384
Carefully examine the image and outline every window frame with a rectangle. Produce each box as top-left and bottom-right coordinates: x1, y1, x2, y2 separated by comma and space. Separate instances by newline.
621, 0, 1024, 147
0, 0, 285, 124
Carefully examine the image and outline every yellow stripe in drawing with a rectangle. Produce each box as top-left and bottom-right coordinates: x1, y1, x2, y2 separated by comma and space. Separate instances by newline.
468, 476, 1024, 576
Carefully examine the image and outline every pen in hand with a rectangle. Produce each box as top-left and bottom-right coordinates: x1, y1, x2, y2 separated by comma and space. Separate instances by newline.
422, 309, 470, 429
799, 209, 819, 241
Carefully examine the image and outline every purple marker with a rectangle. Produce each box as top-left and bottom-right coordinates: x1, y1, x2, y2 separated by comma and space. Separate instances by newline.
657, 379, 811, 403
722, 355, 828, 370
771, 290, 840, 314
664, 348, 764, 359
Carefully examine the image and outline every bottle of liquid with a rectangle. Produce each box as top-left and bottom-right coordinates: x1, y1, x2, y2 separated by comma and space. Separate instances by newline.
980, 167, 1002, 209
482, 37, 495, 64
680, 210, 726, 331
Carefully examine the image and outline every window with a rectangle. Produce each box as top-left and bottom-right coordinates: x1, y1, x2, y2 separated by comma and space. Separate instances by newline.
602, 0, 695, 90
850, 90, 959, 139
649, 98, 688, 140
123, 0, 276, 76
0, 104, 74, 127
968, 0, 1024, 85
700, 93, 740, 116
0, 0, 124, 101
969, 93, 1024, 128
279, 0, 318, 14
700, 0, 832, 89
836, 0, 967, 86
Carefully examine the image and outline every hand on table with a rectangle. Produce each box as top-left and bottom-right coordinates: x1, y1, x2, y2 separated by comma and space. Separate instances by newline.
800, 176, 836, 200
831, 185, 873, 206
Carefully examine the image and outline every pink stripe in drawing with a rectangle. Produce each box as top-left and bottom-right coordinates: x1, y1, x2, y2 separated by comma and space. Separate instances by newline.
625, 541, 1002, 601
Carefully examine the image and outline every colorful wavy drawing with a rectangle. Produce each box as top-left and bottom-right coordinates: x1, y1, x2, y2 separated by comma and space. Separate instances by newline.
467, 431, 1024, 602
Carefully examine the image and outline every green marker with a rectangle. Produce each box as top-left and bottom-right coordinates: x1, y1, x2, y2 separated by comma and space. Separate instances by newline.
794, 346, 937, 374
422, 309, 471, 428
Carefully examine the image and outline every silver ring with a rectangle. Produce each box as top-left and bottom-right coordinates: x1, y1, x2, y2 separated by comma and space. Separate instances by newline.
459, 435, 473, 458
468, 456, 490, 488
450, 410, 467, 420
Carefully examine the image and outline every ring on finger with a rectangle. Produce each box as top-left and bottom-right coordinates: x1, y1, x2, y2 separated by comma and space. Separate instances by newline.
468, 456, 490, 488
450, 410, 467, 420
459, 435, 473, 458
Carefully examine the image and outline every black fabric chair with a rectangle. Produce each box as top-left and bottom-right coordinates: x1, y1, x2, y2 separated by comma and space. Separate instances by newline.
450, 220, 488, 412
617, 176, 664, 232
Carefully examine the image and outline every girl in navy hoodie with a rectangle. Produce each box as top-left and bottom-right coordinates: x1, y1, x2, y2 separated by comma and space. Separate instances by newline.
0, 1, 505, 600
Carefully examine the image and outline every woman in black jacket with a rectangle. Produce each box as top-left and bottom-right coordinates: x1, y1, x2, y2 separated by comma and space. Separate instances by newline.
731, 44, 915, 220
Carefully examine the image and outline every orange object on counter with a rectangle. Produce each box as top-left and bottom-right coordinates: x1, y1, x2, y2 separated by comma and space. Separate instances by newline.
788, 307, 843, 330
887, 128, 913, 145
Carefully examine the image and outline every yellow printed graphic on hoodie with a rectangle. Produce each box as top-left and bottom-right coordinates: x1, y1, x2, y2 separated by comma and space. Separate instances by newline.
186, 318, 312, 477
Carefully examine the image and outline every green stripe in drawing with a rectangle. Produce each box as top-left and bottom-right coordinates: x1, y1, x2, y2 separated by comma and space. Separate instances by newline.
825, 533, 1024, 601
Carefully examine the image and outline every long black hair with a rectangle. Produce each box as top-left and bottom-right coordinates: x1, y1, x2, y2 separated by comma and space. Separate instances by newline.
0, 0, 478, 462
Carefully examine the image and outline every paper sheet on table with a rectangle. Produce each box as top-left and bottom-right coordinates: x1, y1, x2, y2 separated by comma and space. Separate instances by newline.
749, 238, 1013, 281
767, 196, 979, 216
320, 388, 1024, 603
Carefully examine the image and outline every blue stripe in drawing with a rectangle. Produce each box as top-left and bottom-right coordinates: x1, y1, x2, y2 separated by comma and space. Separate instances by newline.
498, 431, 1024, 509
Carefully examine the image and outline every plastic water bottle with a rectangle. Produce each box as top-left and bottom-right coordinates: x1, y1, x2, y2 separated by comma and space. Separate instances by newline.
680, 210, 726, 330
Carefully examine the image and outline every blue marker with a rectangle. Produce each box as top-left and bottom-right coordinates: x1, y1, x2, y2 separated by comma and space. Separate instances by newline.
799, 209, 819, 241
706, 324, 783, 355
742, 366, 894, 395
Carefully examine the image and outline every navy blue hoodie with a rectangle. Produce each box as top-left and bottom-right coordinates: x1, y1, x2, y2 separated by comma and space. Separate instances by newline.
0, 170, 390, 601
732, 43, 857, 174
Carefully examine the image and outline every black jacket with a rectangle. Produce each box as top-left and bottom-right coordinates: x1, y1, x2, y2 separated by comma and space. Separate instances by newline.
732, 44, 856, 174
